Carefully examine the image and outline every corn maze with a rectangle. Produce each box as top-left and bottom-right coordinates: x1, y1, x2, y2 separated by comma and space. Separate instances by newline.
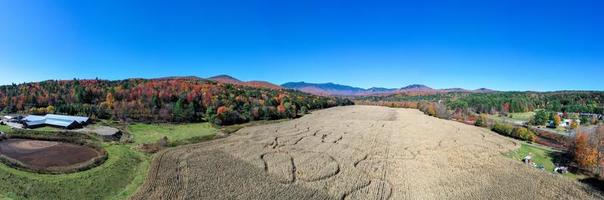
133, 106, 601, 200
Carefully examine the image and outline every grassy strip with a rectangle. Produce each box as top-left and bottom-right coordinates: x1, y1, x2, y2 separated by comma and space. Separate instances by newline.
504, 142, 556, 171
220, 119, 289, 134
508, 111, 536, 121
128, 123, 217, 145
0, 125, 11, 133
503, 142, 584, 180
30, 126, 63, 132
108, 146, 151, 200
0, 144, 149, 200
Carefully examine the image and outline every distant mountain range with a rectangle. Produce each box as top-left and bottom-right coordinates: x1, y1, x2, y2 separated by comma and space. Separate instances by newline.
155, 75, 496, 96
280, 82, 496, 96
281, 82, 366, 96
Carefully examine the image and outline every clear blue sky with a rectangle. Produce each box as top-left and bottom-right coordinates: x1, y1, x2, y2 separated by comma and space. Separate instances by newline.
0, 0, 603, 91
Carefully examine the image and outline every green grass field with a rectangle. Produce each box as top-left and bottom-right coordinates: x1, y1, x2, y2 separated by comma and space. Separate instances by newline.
32, 126, 68, 132
220, 119, 289, 134
0, 124, 68, 133
508, 111, 535, 121
504, 142, 582, 180
504, 142, 556, 171
488, 112, 535, 125
128, 122, 217, 145
0, 124, 11, 132
0, 144, 149, 200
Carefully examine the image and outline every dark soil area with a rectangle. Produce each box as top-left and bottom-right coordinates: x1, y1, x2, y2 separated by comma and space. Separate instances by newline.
0, 139, 101, 169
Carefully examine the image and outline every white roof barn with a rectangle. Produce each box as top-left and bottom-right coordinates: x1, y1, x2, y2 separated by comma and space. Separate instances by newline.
45, 114, 90, 124
23, 114, 90, 129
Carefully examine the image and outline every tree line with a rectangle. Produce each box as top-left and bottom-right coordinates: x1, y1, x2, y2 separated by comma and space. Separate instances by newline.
0, 78, 353, 125
355, 91, 604, 115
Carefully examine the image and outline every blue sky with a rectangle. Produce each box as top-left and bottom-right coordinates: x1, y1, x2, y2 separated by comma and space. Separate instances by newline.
0, 0, 603, 91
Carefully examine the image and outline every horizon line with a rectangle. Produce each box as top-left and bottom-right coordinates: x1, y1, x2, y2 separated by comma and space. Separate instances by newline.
1, 75, 603, 93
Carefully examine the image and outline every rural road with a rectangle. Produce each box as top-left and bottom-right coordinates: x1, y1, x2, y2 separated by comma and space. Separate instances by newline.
133, 105, 601, 200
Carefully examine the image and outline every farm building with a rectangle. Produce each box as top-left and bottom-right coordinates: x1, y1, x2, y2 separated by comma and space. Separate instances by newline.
22, 114, 90, 129
2, 115, 23, 123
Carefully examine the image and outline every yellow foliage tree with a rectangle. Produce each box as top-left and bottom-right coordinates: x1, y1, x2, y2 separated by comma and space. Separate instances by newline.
570, 120, 579, 129
475, 114, 488, 127
46, 105, 55, 114
105, 93, 115, 109
553, 114, 561, 127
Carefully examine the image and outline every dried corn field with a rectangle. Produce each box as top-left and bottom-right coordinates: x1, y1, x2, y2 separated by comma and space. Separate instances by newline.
132, 105, 602, 200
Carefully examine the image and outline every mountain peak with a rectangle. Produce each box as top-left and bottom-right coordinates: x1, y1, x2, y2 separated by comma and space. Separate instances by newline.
208, 75, 243, 84
474, 88, 496, 93
400, 84, 432, 90
208, 75, 282, 90
153, 76, 204, 81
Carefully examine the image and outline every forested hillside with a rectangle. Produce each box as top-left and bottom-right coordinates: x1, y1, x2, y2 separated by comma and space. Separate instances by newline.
0, 78, 352, 125
356, 91, 604, 114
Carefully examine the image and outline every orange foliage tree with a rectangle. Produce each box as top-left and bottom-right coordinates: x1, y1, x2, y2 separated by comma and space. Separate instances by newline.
574, 132, 599, 170
426, 104, 437, 116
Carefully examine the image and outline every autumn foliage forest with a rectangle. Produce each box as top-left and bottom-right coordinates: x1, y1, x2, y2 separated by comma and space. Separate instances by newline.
0, 78, 353, 125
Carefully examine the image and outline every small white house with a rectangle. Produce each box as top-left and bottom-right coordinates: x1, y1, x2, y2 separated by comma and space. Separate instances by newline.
561, 119, 571, 127
523, 155, 532, 164
548, 119, 580, 128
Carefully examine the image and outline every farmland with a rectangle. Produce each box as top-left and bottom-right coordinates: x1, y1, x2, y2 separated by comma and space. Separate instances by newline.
0, 138, 104, 173
0, 121, 219, 199
128, 122, 217, 145
0, 144, 149, 200
133, 105, 602, 199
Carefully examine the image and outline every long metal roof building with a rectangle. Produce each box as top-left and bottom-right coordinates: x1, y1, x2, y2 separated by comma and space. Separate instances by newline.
23, 114, 90, 129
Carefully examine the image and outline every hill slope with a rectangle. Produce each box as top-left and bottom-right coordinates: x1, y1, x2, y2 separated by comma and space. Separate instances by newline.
208, 75, 243, 84
0, 78, 352, 125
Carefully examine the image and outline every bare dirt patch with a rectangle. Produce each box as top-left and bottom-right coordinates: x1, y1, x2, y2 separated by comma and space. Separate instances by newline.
6, 140, 59, 151
0, 138, 102, 170
133, 105, 602, 199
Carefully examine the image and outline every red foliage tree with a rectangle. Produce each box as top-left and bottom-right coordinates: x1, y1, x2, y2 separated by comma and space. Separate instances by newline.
277, 104, 286, 113
217, 106, 228, 115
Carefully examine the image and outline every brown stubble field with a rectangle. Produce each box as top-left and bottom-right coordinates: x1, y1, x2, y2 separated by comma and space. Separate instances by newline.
132, 105, 602, 200
0, 138, 102, 170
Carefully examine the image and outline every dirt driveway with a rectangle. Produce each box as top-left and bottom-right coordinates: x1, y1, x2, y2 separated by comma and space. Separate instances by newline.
133, 105, 601, 200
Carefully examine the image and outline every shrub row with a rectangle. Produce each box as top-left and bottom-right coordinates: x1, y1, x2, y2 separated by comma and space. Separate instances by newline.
491, 123, 536, 142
